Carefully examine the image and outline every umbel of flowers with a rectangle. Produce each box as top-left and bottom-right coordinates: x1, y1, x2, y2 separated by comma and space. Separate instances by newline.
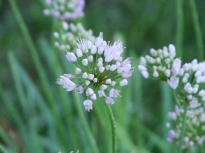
170, 59, 205, 108
138, 44, 181, 83
53, 21, 95, 52
43, 0, 85, 20
138, 44, 205, 108
166, 105, 205, 149
57, 33, 133, 111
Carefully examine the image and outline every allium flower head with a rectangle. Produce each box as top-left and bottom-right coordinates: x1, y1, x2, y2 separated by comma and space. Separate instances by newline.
138, 44, 205, 107
54, 22, 95, 52
57, 33, 134, 111
138, 44, 181, 84
43, 0, 85, 20
167, 105, 205, 149
172, 60, 205, 107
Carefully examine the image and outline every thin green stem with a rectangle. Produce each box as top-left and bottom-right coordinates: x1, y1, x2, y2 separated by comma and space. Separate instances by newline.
161, 83, 172, 142
176, 0, 184, 59
8, 0, 55, 112
178, 104, 188, 153
73, 92, 100, 153
189, 0, 204, 61
8, 0, 68, 149
105, 103, 117, 153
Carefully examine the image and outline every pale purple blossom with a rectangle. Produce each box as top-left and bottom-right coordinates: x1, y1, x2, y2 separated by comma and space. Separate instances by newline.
76, 68, 82, 74
75, 86, 84, 94
98, 90, 105, 97
86, 88, 94, 96
83, 100, 93, 111
105, 97, 114, 104
109, 89, 120, 98
57, 33, 133, 111
66, 52, 77, 62
167, 76, 179, 89
119, 79, 128, 86
121, 58, 132, 66
172, 58, 181, 75
56, 76, 76, 91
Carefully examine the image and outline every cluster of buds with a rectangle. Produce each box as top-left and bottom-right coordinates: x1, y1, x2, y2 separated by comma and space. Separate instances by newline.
138, 44, 205, 149
138, 44, 181, 84
166, 105, 205, 149
171, 59, 205, 108
43, 0, 85, 20
56, 33, 133, 111
53, 22, 95, 52
138, 44, 205, 107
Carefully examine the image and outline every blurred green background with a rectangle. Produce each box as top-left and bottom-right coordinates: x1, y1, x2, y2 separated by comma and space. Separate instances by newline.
0, 0, 205, 152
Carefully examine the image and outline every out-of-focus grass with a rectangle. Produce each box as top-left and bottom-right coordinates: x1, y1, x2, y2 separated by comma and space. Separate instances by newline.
0, 0, 204, 152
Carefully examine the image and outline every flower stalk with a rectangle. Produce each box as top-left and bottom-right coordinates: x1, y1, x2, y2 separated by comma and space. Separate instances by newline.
178, 103, 188, 153
105, 103, 117, 153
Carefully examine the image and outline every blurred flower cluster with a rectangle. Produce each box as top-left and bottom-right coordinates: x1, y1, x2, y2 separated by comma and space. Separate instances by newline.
172, 59, 205, 108
138, 44, 180, 82
166, 105, 205, 149
57, 33, 133, 111
138, 44, 205, 108
138, 44, 205, 149
53, 21, 95, 52
43, 0, 85, 20
43, 1, 95, 53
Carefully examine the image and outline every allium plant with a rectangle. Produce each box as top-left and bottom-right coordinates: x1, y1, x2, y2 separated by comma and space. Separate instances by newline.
43, 0, 85, 20
56, 32, 133, 153
56, 32, 133, 111
138, 44, 205, 108
138, 44, 205, 152
54, 21, 95, 52
167, 105, 205, 149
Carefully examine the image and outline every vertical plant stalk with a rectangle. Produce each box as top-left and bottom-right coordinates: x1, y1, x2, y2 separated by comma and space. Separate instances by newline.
105, 104, 117, 153
160, 82, 173, 152
73, 93, 100, 153
8, 0, 56, 112
189, 0, 204, 61
176, 0, 184, 59
9, 0, 68, 149
178, 104, 188, 153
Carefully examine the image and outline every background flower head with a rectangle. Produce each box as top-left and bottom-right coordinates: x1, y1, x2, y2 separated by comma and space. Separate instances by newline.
138, 44, 181, 82
43, 0, 85, 20
53, 21, 95, 52
166, 105, 205, 149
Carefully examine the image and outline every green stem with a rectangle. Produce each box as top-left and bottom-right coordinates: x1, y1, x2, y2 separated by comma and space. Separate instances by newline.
8, 0, 55, 112
105, 103, 117, 153
189, 0, 204, 61
8, 0, 67, 149
73, 93, 100, 153
176, 0, 184, 59
178, 104, 188, 153
161, 83, 172, 140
